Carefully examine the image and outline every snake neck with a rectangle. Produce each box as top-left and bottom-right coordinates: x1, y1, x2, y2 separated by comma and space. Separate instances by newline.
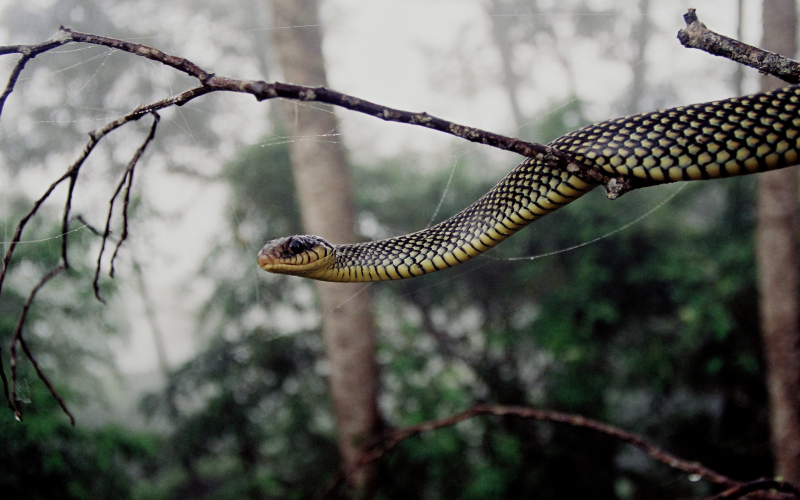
306, 162, 595, 282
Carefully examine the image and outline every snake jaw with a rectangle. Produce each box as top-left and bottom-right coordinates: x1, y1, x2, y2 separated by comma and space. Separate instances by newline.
257, 235, 337, 277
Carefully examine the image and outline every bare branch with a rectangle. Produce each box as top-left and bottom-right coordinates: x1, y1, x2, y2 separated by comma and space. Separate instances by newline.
17, 331, 75, 426
0, 28, 626, 197
0, 30, 72, 118
60, 27, 212, 82
8, 265, 72, 424
0, 55, 31, 118
74, 215, 105, 237
0, 29, 70, 57
0, 168, 78, 299
92, 112, 160, 302
0, 347, 17, 420
678, 8, 800, 83
57, 27, 559, 161
3, 28, 559, 162
324, 404, 740, 497
706, 479, 800, 500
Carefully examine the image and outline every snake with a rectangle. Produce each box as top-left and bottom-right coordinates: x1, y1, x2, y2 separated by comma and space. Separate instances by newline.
258, 85, 800, 282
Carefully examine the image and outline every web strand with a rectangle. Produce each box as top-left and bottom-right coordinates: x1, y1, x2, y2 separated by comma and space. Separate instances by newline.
495, 183, 688, 262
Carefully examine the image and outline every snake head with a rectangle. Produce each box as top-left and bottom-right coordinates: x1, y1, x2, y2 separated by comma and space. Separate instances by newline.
257, 235, 336, 278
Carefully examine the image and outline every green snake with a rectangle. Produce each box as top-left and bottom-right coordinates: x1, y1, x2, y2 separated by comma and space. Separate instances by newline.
258, 85, 800, 282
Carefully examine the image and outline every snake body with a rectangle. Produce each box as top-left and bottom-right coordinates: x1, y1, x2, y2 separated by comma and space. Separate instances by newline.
258, 85, 800, 282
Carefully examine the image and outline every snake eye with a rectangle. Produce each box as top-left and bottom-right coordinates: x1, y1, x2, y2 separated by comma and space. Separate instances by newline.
287, 238, 306, 254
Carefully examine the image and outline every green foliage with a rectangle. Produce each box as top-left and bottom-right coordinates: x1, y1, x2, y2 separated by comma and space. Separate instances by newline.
0, 384, 157, 500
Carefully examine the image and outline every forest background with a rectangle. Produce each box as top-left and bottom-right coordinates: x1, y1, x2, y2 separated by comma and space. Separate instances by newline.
0, 0, 793, 499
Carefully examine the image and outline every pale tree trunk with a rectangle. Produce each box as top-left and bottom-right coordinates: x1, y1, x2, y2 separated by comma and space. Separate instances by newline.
625, 0, 650, 115
757, 0, 800, 483
269, 0, 379, 494
486, 0, 526, 131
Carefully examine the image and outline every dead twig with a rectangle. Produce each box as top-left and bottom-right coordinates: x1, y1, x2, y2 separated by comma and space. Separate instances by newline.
0, 30, 72, 117
0, 347, 15, 417
8, 265, 72, 425
323, 404, 740, 498
678, 8, 800, 84
92, 112, 160, 302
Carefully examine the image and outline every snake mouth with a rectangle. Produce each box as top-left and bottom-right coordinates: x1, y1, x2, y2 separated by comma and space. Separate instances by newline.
256, 247, 279, 270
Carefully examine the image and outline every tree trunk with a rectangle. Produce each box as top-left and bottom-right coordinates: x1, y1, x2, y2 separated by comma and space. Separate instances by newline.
269, 0, 379, 494
625, 0, 651, 115
756, 0, 800, 483
486, 0, 527, 132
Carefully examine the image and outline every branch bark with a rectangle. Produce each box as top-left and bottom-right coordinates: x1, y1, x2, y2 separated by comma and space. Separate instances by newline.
677, 8, 800, 83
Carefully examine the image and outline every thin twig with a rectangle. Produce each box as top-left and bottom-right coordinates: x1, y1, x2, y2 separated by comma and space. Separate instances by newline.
678, 8, 800, 84
0, 99, 152, 304
74, 215, 105, 237
61, 172, 79, 270
0, 347, 17, 420
0, 55, 31, 119
53, 27, 555, 161
18, 333, 75, 426
110, 112, 160, 276
0, 30, 568, 167
93, 112, 159, 301
0, 30, 72, 119
0, 167, 79, 299
8, 265, 69, 423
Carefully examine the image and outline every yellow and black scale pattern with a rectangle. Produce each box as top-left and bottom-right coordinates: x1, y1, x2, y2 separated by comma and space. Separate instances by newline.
329, 163, 592, 281
261, 85, 800, 282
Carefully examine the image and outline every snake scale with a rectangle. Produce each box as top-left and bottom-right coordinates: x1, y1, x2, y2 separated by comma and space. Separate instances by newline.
258, 85, 800, 282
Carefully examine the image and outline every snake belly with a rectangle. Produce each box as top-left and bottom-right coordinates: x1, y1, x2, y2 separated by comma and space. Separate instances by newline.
265, 86, 800, 282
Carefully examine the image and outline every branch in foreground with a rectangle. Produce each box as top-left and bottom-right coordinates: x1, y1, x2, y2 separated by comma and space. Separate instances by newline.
1, 28, 629, 196
323, 404, 741, 497
678, 8, 800, 84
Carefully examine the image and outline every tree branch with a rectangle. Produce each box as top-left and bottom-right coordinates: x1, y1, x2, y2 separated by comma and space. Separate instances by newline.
0, 27, 624, 194
707, 479, 800, 500
323, 404, 743, 497
0, 347, 15, 417
92, 112, 160, 303
8, 265, 72, 425
677, 8, 800, 83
